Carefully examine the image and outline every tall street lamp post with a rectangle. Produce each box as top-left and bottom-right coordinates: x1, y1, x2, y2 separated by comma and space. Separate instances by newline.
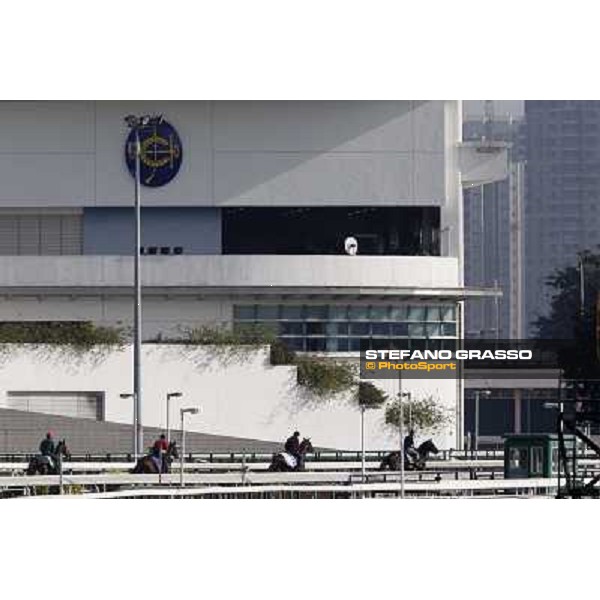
166, 392, 182, 443
399, 391, 411, 499
360, 404, 366, 483
124, 114, 152, 458
180, 407, 199, 487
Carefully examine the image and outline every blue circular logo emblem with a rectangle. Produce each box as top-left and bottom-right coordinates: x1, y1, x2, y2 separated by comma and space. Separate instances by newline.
125, 119, 183, 187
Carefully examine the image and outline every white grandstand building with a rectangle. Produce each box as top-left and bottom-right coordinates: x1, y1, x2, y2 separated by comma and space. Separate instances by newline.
0, 101, 507, 451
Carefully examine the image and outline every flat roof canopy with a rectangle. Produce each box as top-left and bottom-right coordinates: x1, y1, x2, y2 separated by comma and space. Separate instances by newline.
0, 285, 502, 300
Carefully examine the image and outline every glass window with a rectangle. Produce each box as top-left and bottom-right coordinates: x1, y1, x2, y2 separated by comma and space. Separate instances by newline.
530, 446, 544, 476
425, 306, 441, 322
305, 305, 328, 320
348, 306, 370, 320
425, 323, 441, 337
440, 306, 456, 322
326, 323, 348, 335
408, 323, 425, 337
306, 338, 326, 351
372, 323, 390, 336
306, 322, 326, 335
390, 306, 408, 320
234, 305, 255, 320
509, 447, 528, 470
329, 306, 348, 321
349, 338, 363, 352
391, 323, 409, 337
407, 306, 425, 322
327, 338, 349, 352
370, 306, 389, 320
256, 305, 279, 320
284, 338, 305, 352
281, 305, 303, 320
551, 448, 559, 474
350, 323, 370, 336
280, 322, 304, 335
442, 323, 457, 336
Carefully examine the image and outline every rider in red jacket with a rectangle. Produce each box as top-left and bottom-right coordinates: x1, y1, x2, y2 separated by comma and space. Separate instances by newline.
152, 434, 168, 456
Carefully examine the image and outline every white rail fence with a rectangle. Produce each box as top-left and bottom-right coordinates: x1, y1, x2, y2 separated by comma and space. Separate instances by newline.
18, 478, 561, 499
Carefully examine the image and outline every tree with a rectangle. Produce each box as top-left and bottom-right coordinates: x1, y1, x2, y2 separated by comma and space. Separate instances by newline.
356, 381, 388, 408
533, 250, 600, 379
384, 393, 451, 435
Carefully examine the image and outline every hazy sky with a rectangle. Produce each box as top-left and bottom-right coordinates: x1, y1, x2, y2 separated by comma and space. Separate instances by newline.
463, 100, 524, 118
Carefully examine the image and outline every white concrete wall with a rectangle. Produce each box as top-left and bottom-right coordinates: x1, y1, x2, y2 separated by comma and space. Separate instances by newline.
0, 100, 452, 208
0, 255, 460, 290
0, 296, 230, 339
0, 344, 457, 450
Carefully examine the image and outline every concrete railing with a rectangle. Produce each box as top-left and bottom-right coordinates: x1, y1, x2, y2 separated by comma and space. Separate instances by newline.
18, 478, 561, 500
0, 255, 459, 293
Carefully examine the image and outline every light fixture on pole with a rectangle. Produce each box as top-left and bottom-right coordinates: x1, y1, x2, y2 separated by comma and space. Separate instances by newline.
180, 407, 199, 487
166, 392, 182, 443
123, 113, 162, 458
474, 389, 491, 460
119, 393, 136, 456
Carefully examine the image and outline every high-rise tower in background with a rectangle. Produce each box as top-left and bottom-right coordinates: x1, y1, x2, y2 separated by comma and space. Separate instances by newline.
463, 113, 526, 339
524, 101, 600, 335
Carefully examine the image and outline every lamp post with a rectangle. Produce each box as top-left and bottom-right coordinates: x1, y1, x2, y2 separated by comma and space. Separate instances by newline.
124, 113, 162, 458
360, 404, 366, 483
119, 393, 136, 456
166, 392, 182, 443
180, 407, 199, 487
399, 391, 411, 499
474, 389, 491, 460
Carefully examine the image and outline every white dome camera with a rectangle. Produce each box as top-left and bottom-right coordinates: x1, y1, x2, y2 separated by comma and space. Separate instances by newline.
344, 236, 358, 256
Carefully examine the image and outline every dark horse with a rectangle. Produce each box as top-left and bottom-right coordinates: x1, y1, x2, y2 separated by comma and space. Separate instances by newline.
131, 441, 179, 474
268, 438, 314, 472
27, 440, 70, 475
379, 439, 439, 471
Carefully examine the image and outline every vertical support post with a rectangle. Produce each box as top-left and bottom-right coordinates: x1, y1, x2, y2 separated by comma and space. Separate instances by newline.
360, 406, 366, 484
166, 394, 170, 444
400, 396, 405, 499
58, 453, 63, 496
509, 161, 524, 341
474, 391, 479, 461
480, 185, 486, 336
514, 389, 522, 434
180, 411, 185, 488
494, 279, 500, 340
133, 128, 143, 459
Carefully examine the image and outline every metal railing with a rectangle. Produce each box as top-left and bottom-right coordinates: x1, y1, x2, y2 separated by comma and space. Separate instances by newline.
0, 448, 507, 463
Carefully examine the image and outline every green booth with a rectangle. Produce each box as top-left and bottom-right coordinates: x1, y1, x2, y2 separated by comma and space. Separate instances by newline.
503, 433, 576, 479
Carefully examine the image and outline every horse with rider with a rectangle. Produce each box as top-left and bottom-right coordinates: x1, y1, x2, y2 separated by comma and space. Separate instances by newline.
380, 429, 439, 471
269, 430, 314, 471
27, 431, 71, 475
131, 433, 179, 474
